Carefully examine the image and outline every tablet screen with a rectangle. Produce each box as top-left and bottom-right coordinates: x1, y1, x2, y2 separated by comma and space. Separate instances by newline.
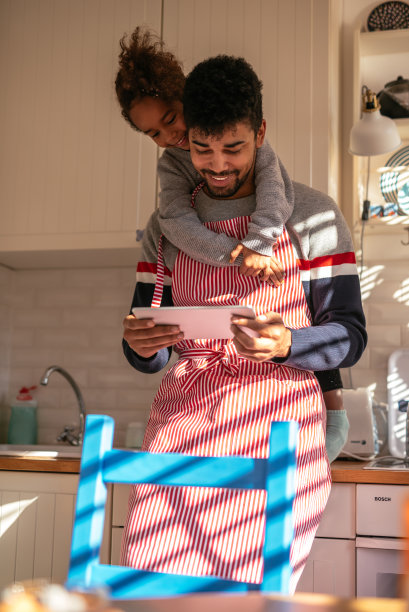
131, 305, 257, 340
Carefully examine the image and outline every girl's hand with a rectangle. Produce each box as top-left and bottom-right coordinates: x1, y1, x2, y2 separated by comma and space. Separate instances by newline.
229, 244, 285, 287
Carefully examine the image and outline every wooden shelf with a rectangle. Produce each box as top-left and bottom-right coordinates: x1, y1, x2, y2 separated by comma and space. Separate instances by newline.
360, 28, 409, 56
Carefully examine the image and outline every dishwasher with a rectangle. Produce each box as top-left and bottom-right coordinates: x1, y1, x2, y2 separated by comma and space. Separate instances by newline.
356, 483, 407, 598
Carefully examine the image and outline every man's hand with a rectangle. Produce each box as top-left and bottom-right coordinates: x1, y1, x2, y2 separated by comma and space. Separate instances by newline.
123, 314, 183, 358
230, 311, 292, 362
229, 244, 285, 287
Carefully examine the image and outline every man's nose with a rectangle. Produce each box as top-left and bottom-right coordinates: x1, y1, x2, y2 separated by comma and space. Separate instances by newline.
208, 153, 229, 174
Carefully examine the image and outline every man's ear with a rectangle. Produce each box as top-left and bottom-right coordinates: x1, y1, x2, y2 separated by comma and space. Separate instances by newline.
256, 120, 266, 148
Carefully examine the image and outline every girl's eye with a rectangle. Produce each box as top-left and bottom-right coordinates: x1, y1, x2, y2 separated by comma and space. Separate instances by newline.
152, 132, 160, 139
167, 114, 176, 125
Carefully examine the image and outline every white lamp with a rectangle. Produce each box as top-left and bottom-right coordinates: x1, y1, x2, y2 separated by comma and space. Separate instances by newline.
349, 86, 401, 156
349, 86, 401, 224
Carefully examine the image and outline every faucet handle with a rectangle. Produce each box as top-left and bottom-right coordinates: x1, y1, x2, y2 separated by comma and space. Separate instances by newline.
57, 425, 80, 446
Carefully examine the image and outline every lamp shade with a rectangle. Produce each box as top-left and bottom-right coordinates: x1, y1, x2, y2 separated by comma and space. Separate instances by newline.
349, 109, 402, 156
349, 87, 401, 156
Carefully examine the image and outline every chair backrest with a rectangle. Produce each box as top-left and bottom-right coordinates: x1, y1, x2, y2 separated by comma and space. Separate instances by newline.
66, 415, 298, 599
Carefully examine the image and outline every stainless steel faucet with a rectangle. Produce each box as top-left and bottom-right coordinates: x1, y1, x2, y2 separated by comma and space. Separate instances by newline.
40, 365, 86, 446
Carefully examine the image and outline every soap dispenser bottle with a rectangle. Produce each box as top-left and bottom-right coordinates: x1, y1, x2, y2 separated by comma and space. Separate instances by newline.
7, 386, 38, 444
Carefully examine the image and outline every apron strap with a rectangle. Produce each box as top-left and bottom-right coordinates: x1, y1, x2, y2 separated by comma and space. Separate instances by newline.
151, 235, 165, 308
191, 181, 205, 207
151, 182, 205, 308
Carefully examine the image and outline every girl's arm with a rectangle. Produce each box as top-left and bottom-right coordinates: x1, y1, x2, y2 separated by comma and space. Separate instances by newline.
157, 146, 291, 285
158, 148, 239, 266
241, 140, 294, 256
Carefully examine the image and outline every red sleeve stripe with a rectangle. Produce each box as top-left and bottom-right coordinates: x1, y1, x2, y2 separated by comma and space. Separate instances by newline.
299, 262, 358, 281
137, 261, 172, 278
297, 252, 356, 271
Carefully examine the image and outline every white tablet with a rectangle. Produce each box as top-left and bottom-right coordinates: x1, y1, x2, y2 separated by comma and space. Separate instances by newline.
131, 305, 257, 339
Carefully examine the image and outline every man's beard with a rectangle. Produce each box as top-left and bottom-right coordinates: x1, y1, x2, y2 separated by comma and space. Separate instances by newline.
202, 167, 252, 198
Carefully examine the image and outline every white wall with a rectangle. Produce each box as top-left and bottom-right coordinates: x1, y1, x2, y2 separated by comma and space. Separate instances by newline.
0, 266, 12, 440
1, 0, 407, 443
0, 0, 343, 443
163, 0, 341, 201
340, 0, 409, 403
1, 266, 177, 446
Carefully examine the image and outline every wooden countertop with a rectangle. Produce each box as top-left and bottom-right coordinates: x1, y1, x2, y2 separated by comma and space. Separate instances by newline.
117, 592, 407, 612
331, 459, 409, 485
1, 455, 409, 484
0, 455, 81, 473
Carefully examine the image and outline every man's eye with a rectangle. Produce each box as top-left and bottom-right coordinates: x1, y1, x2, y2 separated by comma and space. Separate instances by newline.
195, 149, 210, 155
226, 149, 240, 155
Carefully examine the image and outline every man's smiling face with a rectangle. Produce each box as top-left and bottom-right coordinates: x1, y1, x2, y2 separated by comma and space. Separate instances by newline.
189, 120, 266, 199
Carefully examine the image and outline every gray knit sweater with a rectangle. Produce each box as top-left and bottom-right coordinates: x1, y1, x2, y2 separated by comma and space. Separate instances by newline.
126, 182, 367, 374
157, 140, 294, 262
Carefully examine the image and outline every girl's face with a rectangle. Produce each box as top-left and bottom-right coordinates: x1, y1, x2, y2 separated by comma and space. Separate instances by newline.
129, 97, 189, 150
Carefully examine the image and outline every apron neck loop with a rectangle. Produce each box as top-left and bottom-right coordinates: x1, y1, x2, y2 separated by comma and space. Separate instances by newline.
151, 182, 205, 308
151, 235, 165, 308
191, 181, 205, 208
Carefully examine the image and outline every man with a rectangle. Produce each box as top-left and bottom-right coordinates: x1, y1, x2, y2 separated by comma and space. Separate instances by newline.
121, 56, 366, 591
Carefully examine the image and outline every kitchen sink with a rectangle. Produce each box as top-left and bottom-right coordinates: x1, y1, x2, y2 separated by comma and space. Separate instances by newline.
0, 444, 82, 458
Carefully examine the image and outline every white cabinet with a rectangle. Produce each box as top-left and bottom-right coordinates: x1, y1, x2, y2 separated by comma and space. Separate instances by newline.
0, 471, 78, 589
355, 484, 407, 599
111, 482, 357, 598
163, 0, 342, 202
0, 0, 343, 269
111, 483, 130, 564
296, 538, 356, 597
0, 0, 161, 269
296, 483, 356, 597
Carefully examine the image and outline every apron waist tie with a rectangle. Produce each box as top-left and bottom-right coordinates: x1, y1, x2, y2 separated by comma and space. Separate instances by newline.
176, 347, 240, 393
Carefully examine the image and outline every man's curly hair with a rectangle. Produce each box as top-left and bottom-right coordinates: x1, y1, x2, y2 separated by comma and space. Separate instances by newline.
183, 55, 263, 137
115, 26, 185, 131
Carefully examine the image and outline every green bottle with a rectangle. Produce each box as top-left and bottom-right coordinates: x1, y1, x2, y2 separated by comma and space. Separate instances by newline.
7, 386, 38, 444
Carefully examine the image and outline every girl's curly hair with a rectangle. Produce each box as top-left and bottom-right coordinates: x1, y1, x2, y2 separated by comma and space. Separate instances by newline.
115, 27, 185, 131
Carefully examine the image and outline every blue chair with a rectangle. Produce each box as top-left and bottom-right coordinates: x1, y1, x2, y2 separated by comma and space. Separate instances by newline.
66, 415, 298, 599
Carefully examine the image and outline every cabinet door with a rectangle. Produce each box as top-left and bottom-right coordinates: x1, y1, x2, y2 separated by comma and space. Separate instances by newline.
0, 0, 161, 267
111, 527, 124, 565
296, 538, 356, 597
0, 472, 78, 589
163, 0, 341, 198
316, 483, 356, 539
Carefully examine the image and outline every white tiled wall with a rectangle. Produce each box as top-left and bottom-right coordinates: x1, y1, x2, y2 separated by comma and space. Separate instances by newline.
0, 266, 173, 446
0, 266, 12, 438
1, 248, 408, 445
343, 231, 409, 403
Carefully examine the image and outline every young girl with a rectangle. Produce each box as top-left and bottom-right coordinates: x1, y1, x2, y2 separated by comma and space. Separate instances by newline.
115, 26, 348, 462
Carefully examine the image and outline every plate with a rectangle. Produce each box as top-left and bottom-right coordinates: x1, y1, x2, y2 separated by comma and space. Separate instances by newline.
398, 181, 409, 214
379, 145, 409, 213
367, 1, 409, 31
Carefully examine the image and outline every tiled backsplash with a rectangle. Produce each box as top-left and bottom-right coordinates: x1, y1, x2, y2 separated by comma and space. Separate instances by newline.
1, 241, 408, 446
0, 265, 174, 447
342, 228, 409, 404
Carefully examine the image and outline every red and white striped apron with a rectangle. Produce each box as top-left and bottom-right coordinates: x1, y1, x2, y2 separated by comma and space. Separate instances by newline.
121, 186, 331, 592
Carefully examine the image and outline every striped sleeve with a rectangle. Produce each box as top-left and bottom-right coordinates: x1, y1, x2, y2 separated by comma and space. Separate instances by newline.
282, 186, 367, 372
123, 211, 174, 374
